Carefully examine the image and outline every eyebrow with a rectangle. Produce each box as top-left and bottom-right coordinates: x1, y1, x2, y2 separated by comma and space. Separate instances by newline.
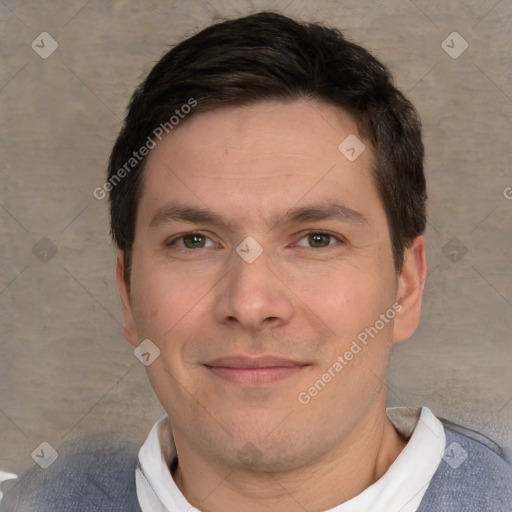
149, 200, 369, 231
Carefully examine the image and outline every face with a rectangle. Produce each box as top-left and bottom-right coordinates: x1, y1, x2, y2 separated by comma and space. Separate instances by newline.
117, 99, 425, 471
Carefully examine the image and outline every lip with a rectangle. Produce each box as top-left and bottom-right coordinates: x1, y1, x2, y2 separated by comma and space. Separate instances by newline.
204, 355, 309, 385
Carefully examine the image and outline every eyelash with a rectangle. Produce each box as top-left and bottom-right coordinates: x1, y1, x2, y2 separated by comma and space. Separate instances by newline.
165, 231, 346, 250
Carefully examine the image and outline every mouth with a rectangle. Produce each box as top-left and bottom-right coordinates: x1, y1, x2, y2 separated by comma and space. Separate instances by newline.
204, 355, 310, 385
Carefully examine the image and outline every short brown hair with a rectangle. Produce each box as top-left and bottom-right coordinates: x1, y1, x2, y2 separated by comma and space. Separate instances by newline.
108, 11, 427, 282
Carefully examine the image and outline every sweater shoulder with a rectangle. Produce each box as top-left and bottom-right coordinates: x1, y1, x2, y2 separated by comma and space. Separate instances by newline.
418, 425, 512, 511
0, 434, 142, 512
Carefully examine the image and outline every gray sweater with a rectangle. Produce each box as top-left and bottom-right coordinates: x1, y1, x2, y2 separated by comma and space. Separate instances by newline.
1, 425, 511, 511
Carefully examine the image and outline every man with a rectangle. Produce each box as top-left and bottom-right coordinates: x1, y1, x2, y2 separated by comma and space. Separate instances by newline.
3, 11, 511, 512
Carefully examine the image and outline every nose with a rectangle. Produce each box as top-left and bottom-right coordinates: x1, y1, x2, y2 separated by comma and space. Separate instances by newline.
213, 243, 294, 332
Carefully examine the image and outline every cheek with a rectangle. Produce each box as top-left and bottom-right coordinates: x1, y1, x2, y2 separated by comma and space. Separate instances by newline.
129, 257, 225, 371
295, 267, 397, 378
130, 275, 161, 333
289, 264, 382, 337
129, 261, 200, 339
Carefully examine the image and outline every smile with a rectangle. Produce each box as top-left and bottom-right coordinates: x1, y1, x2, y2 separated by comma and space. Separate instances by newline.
204, 356, 309, 385
206, 365, 307, 385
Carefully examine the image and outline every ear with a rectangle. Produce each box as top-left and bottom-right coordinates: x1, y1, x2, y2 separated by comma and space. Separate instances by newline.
393, 235, 427, 343
116, 250, 140, 347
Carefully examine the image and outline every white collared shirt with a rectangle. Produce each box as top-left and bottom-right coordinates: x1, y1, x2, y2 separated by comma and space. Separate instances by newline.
136, 406, 446, 512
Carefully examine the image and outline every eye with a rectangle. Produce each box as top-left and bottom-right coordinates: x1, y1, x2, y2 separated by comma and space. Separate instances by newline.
165, 231, 344, 251
295, 231, 345, 249
166, 232, 216, 249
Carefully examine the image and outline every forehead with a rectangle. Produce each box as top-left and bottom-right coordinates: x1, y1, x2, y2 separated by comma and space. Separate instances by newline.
137, 99, 382, 230
150, 99, 368, 168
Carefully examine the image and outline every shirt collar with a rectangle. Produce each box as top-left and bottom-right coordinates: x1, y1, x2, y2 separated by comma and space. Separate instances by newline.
136, 406, 445, 512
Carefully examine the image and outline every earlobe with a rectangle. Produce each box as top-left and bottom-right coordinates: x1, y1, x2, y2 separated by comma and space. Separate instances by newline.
116, 250, 140, 347
392, 235, 427, 343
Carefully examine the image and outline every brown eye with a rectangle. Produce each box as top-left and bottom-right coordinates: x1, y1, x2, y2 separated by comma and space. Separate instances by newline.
308, 233, 331, 248
182, 233, 207, 248
295, 232, 344, 249
166, 232, 215, 249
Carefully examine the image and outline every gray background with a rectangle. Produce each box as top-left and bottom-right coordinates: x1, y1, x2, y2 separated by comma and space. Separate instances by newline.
1, 0, 511, 495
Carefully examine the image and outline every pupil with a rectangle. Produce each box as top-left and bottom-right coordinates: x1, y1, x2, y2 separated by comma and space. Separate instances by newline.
311, 234, 328, 247
185, 234, 204, 248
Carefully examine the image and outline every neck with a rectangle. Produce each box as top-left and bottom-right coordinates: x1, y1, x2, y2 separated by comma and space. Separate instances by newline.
171, 409, 408, 511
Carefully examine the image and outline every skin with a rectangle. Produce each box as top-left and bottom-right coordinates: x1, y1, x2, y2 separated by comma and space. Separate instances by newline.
117, 99, 427, 511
